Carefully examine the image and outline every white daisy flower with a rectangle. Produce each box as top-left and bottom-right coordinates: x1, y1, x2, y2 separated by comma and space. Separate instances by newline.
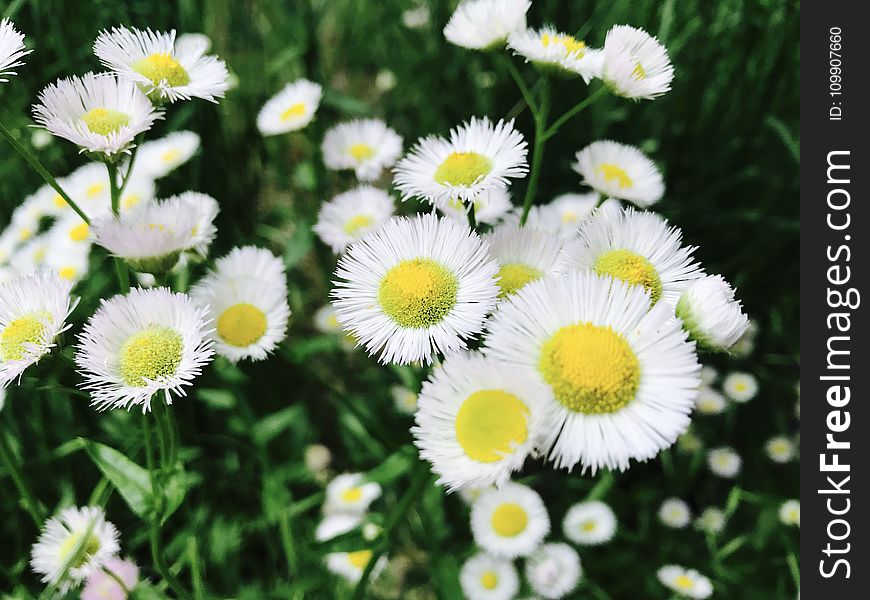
676, 275, 749, 352
210, 245, 286, 283
32, 129, 53, 149
707, 447, 741, 478
116, 173, 158, 214
94, 26, 229, 103
460, 552, 519, 600
525, 542, 582, 599
658, 498, 691, 529
722, 371, 758, 403
484, 271, 700, 472
764, 436, 796, 463
82, 557, 139, 600
694, 507, 725, 535
393, 117, 528, 208
556, 206, 703, 308
313, 186, 395, 253
539, 192, 602, 239
304, 443, 332, 474
677, 430, 703, 454
0, 272, 76, 386
322, 119, 403, 182
315, 513, 363, 542
390, 384, 418, 415
331, 213, 499, 365
32, 73, 161, 158
484, 225, 563, 298
0, 19, 30, 82
444, 0, 530, 51
603, 25, 674, 100
256, 79, 322, 136
91, 193, 216, 274
657, 565, 713, 599
508, 27, 603, 82
562, 500, 617, 545
412, 352, 554, 492
572, 141, 663, 206
778, 500, 800, 526
313, 303, 342, 334
325, 550, 386, 584
471, 482, 549, 558
324, 473, 382, 515
75, 287, 214, 411
134, 130, 200, 178
43, 240, 92, 284
48, 213, 95, 250
437, 187, 513, 225
190, 249, 289, 363
699, 365, 718, 386
30, 506, 120, 593
8, 234, 51, 277
402, 5, 431, 29
694, 386, 726, 416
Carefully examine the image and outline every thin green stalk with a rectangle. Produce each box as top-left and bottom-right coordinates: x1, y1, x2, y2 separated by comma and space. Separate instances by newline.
543, 85, 609, 139
0, 428, 44, 527
102, 565, 132, 595
466, 200, 477, 231
277, 509, 299, 580
520, 78, 550, 225
150, 517, 194, 600
0, 121, 91, 224
106, 162, 131, 292
187, 537, 206, 600
117, 134, 144, 199
502, 56, 539, 119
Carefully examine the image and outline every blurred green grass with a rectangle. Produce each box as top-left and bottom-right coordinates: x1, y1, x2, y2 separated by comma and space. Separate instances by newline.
0, 1, 798, 598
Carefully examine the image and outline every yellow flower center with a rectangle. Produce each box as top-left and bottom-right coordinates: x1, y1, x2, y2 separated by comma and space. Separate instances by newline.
59, 267, 77, 280
455, 390, 529, 463
86, 183, 105, 199
541, 33, 586, 57
69, 223, 90, 242
434, 152, 492, 186
133, 52, 190, 87
82, 108, 131, 136
733, 382, 747, 392
539, 323, 640, 414
349, 143, 375, 161
18, 227, 32, 241
597, 163, 634, 188
343, 214, 374, 237
341, 486, 363, 502
58, 532, 101, 569
347, 549, 372, 569
280, 102, 306, 122
480, 571, 499, 590
491, 502, 528, 537
123, 194, 142, 209
217, 303, 268, 347
378, 258, 458, 328
674, 574, 694, 590
496, 263, 542, 297
53, 194, 68, 209
594, 249, 663, 304
1, 313, 49, 361
119, 326, 184, 386
561, 210, 579, 224
632, 61, 647, 80
161, 148, 181, 163
581, 519, 597, 532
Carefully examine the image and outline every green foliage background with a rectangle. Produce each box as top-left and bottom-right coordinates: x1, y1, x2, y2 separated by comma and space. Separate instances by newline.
0, 0, 799, 598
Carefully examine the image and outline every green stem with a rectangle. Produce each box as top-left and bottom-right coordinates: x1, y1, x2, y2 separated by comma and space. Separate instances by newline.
277, 509, 299, 580
118, 134, 144, 200
0, 121, 91, 224
502, 56, 539, 119
102, 565, 132, 595
0, 428, 44, 527
543, 85, 608, 140
520, 78, 550, 225
105, 162, 131, 292
466, 200, 477, 231
150, 517, 194, 600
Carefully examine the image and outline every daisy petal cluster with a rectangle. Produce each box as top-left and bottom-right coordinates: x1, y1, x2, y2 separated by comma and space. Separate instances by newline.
508, 27, 603, 82
676, 275, 750, 352
657, 564, 713, 599
572, 140, 664, 206
471, 482, 550, 558
444, 0, 530, 51
313, 186, 395, 253
603, 25, 674, 100
322, 119, 403, 182
257, 79, 322, 135
0, 18, 30, 82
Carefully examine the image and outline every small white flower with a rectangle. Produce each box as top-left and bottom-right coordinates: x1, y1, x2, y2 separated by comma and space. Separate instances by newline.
562, 500, 617, 545
315, 513, 363, 542
525, 543, 582, 599
402, 5, 431, 29
694, 386, 726, 416
304, 443, 332, 474
658, 498, 691, 529
657, 565, 713, 599
322, 119, 403, 182
0, 19, 30, 82
134, 130, 200, 178
707, 447, 741, 478
390, 384, 418, 415
43, 238, 92, 284
484, 225, 563, 298
677, 275, 749, 352
572, 141, 663, 206
324, 473, 382, 515
30, 506, 120, 593
210, 245, 286, 283
603, 25, 674, 100
75, 287, 214, 411
471, 482, 549, 558
444, 0, 530, 51
313, 186, 395, 253
31, 129, 54, 149
393, 116, 528, 208
699, 365, 718, 386
257, 79, 322, 136
722, 371, 758, 403
82, 557, 139, 600
460, 552, 519, 600
175, 192, 219, 257
694, 507, 725, 535
32, 73, 161, 158
765, 436, 796, 463
437, 188, 513, 225
325, 549, 386, 584
538, 192, 602, 239
778, 499, 800, 526
0, 272, 77, 386
508, 27, 603, 82
94, 26, 229, 103
313, 303, 342, 334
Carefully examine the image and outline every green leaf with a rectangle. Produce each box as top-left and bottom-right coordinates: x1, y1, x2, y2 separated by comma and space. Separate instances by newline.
365, 445, 415, 484
161, 463, 198, 524
197, 388, 237, 410
83, 439, 153, 518
253, 405, 306, 446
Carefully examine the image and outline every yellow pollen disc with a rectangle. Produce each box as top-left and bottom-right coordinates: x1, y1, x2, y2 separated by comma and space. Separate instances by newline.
349, 143, 375, 161
69, 223, 90, 242
53, 194, 68, 209
378, 258, 458, 328
674, 574, 694, 590
541, 33, 586, 57
86, 183, 105, 198
632, 61, 647, 80
82, 108, 131, 136
734, 382, 747, 392
561, 210, 579, 224
34, 248, 46, 262
280, 102, 306, 122
496, 263, 543, 298
161, 148, 181, 163
18, 228, 32, 241
58, 532, 101, 569
343, 214, 374, 236
119, 326, 183, 387
123, 194, 142, 209
455, 390, 529, 463
597, 163, 634, 189
347, 550, 372, 569
1, 313, 48, 361
491, 503, 528, 537
480, 571, 499, 590
341, 487, 363, 502
59, 267, 77, 280
434, 151, 492, 187
217, 303, 267, 347
581, 520, 597, 532
593, 249, 663, 304
539, 323, 640, 414
133, 52, 190, 87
